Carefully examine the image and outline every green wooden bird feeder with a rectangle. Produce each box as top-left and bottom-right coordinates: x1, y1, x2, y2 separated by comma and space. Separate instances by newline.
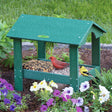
7, 14, 106, 91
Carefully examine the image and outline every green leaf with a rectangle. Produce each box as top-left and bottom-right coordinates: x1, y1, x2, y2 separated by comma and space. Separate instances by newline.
0, 52, 6, 59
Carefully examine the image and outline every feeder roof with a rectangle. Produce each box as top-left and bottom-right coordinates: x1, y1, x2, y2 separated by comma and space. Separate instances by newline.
7, 14, 106, 46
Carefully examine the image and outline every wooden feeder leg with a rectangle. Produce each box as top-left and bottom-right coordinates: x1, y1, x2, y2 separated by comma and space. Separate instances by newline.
38, 41, 46, 59
13, 39, 23, 91
92, 33, 100, 72
69, 45, 79, 91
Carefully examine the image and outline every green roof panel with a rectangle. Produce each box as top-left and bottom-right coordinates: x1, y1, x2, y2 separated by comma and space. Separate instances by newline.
7, 14, 106, 45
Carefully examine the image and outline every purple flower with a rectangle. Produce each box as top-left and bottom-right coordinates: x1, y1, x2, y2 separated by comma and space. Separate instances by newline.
76, 97, 83, 106
60, 92, 67, 102
16, 100, 22, 105
76, 106, 83, 112
10, 104, 16, 111
0, 78, 8, 84
46, 98, 54, 107
0, 83, 5, 88
71, 98, 77, 105
60, 92, 71, 102
13, 93, 21, 101
40, 105, 48, 112
5, 83, 14, 91
66, 95, 71, 99
4, 98, 10, 105
1, 89, 8, 97
0, 78, 8, 88
53, 90, 60, 97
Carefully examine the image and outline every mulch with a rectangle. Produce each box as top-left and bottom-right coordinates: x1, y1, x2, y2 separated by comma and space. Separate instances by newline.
0, 48, 112, 111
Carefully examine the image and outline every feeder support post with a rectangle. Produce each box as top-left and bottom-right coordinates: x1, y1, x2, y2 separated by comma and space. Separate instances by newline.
38, 41, 46, 59
13, 38, 23, 91
70, 45, 79, 91
92, 32, 100, 71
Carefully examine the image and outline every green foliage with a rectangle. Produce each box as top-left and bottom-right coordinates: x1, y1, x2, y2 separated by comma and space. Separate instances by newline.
2, 54, 14, 68
0, 21, 12, 59
23, 54, 37, 62
0, 20, 13, 68
61, 52, 70, 62
78, 53, 84, 64
93, 69, 112, 92
46, 42, 54, 59
0, 0, 111, 44
55, 52, 84, 64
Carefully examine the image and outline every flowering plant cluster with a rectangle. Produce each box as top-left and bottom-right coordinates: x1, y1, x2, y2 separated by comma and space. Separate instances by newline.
31, 79, 112, 112
90, 85, 111, 111
30, 80, 58, 102
79, 81, 112, 111
40, 86, 86, 112
30, 80, 89, 112
0, 78, 28, 111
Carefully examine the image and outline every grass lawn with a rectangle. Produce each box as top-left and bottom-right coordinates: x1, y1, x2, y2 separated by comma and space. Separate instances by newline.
0, 0, 112, 44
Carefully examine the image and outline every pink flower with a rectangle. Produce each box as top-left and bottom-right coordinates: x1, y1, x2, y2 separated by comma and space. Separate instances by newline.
0, 78, 8, 84
60, 92, 71, 102
76, 106, 83, 112
53, 89, 60, 97
40, 105, 48, 112
5, 83, 14, 91
71, 98, 77, 105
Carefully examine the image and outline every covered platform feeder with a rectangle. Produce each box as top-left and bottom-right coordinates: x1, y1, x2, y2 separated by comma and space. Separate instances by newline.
7, 14, 106, 91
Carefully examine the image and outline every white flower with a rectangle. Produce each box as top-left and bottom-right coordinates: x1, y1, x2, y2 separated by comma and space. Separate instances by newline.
49, 80, 58, 88
30, 84, 39, 92
104, 93, 110, 101
100, 92, 110, 102
99, 85, 110, 95
76, 97, 83, 106
93, 95, 95, 100
63, 87, 73, 96
99, 85, 110, 102
45, 86, 53, 93
38, 80, 47, 88
32, 82, 38, 86
79, 81, 90, 92
99, 96, 105, 104
84, 106, 89, 112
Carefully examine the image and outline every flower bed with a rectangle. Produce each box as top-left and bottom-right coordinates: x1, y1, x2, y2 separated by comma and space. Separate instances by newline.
0, 78, 28, 111
0, 72, 112, 112
29, 79, 112, 112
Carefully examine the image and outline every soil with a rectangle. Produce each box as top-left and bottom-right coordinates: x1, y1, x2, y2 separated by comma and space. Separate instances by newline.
0, 48, 112, 112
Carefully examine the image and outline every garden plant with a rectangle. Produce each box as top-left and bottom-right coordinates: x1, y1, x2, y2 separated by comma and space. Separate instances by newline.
30, 78, 112, 112
0, 78, 28, 111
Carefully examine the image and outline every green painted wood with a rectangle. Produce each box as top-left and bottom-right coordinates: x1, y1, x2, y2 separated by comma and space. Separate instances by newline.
13, 38, 23, 91
69, 45, 79, 91
23, 69, 70, 84
7, 14, 106, 46
79, 66, 100, 85
38, 41, 46, 59
90, 24, 105, 38
92, 32, 100, 70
